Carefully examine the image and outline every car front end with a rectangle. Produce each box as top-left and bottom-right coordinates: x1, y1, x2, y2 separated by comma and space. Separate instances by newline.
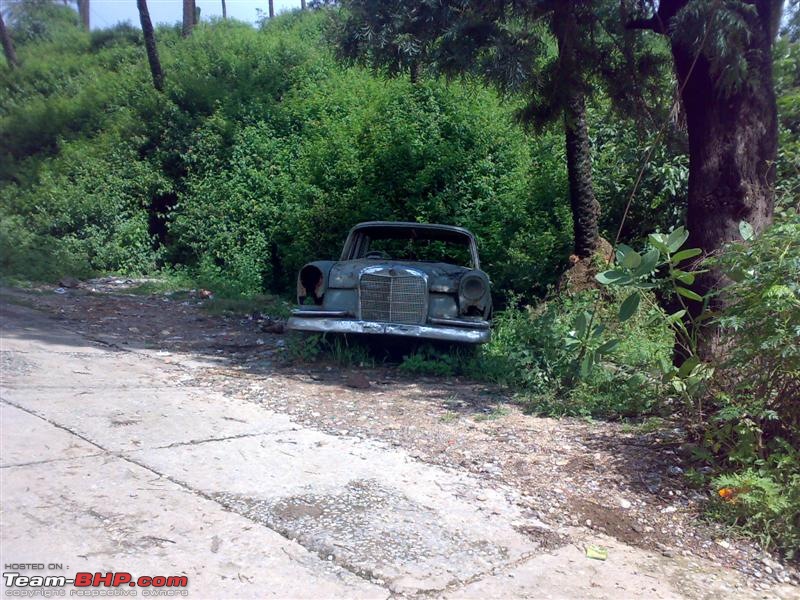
287, 222, 492, 344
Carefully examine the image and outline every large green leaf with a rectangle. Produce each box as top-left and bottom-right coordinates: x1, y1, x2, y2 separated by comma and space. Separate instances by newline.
677, 286, 703, 302
622, 248, 642, 269
667, 226, 689, 252
739, 220, 754, 241
671, 248, 702, 265
595, 270, 629, 285
678, 356, 700, 378
616, 243, 636, 264
580, 353, 594, 378
596, 338, 620, 355
673, 270, 696, 285
618, 291, 640, 322
574, 311, 588, 338
648, 233, 669, 253
633, 248, 660, 276
666, 309, 686, 324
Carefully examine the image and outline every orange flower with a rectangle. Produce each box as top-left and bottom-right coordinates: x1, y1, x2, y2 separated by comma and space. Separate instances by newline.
718, 487, 737, 502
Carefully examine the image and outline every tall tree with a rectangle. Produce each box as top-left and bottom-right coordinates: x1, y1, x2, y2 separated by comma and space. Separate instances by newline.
221, 0, 227, 19
0, 11, 19, 69
269, 0, 275, 19
628, 0, 782, 358
137, 0, 164, 91
552, 2, 601, 257
339, 1, 659, 259
77, 0, 89, 30
182, 0, 195, 36
301, 0, 307, 9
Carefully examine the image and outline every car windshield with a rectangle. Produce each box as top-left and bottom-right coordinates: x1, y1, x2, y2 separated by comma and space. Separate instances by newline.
365, 237, 472, 267
349, 227, 475, 268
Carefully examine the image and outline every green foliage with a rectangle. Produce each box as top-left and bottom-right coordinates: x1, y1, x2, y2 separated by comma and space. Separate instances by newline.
164, 19, 572, 297
0, 133, 166, 280
591, 217, 800, 556
711, 211, 799, 458
5, 1, 83, 46
286, 332, 326, 363
670, 0, 773, 97
774, 36, 800, 210
1, 11, 573, 298
2, 3, 796, 558
478, 290, 672, 418
711, 468, 799, 559
399, 344, 474, 377
591, 110, 689, 239
286, 333, 376, 367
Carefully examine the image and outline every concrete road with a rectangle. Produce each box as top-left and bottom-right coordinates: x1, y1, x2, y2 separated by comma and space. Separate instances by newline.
0, 301, 789, 599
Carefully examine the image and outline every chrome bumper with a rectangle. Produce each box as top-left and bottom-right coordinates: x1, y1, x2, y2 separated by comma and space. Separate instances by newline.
287, 314, 491, 344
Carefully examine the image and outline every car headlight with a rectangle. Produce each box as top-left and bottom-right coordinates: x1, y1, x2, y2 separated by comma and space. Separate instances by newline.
298, 264, 325, 304
460, 274, 486, 301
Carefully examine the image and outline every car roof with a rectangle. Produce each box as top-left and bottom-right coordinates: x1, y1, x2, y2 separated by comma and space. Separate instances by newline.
348, 221, 476, 243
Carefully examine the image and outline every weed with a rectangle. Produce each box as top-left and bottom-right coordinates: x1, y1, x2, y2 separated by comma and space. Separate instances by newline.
439, 411, 459, 423
473, 406, 509, 422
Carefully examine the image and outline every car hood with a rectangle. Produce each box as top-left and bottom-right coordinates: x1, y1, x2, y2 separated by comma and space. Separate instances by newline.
328, 260, 472, 290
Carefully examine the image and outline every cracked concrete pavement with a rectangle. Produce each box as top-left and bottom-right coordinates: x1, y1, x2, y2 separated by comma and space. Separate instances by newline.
0, 301, 793, 599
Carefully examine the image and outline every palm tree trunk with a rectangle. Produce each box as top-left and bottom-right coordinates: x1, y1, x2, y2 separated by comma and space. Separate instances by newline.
269, 0, 275, 19
221, 0, 227, 19
563, 92, 600, 257
0, 12, 18, 69
137, 0, 164, 92
301, 0, 307, 9
182, 0, 195, 36
554, 1, 600, 258
78, 0, 90, 30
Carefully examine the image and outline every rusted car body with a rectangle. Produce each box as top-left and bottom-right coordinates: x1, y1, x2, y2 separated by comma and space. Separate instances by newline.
287, 222, 492, 343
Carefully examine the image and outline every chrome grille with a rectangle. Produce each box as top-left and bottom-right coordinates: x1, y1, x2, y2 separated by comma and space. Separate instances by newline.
359, 272, 427, 324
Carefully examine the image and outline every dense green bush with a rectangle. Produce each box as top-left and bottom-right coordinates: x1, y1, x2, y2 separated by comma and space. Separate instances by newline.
471, 288, 673, 418
1, 10, 571, 295
703, 210, 800, 557
173, 72, 572, 296
0, 132, 167, 279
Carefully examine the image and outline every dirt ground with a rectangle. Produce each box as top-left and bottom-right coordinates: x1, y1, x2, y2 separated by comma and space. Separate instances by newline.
2, 278, 798, 595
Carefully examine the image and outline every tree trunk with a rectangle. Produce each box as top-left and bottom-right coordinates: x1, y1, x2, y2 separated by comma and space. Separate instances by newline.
301, 0, 307, 10
629, 0, 780, 361
78, 0, 90, 30
269, 0, 275, 19
182, 0, 195, 36
0, 12, 18, 69
554, 1, 600, 258
679, 33, 777, 358
563, 93, 601, 258
221, 0, 227, 19
409, 60, 420, 84
137, 0, 164, 92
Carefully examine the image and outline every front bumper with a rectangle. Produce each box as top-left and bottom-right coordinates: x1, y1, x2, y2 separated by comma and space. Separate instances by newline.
287, 314, 491, 344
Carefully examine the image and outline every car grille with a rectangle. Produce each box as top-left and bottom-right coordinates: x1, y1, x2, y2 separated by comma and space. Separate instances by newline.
359, 272, 427, 325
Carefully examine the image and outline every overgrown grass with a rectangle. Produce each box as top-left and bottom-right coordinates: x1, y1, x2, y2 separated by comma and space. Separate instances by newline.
126, 271, 292, 318
286, 333, 378, 367
288, 287, 672, 421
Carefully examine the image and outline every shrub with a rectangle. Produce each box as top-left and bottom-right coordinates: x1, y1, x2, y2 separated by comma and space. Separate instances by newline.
711, 468, 799, 559
588, 216, 800, 557
477, 289, 673, 418
700, 211, 800, 557
0, 134, 166, 280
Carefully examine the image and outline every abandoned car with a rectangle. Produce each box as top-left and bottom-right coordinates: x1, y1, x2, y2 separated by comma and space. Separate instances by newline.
287, 221, 492, 343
